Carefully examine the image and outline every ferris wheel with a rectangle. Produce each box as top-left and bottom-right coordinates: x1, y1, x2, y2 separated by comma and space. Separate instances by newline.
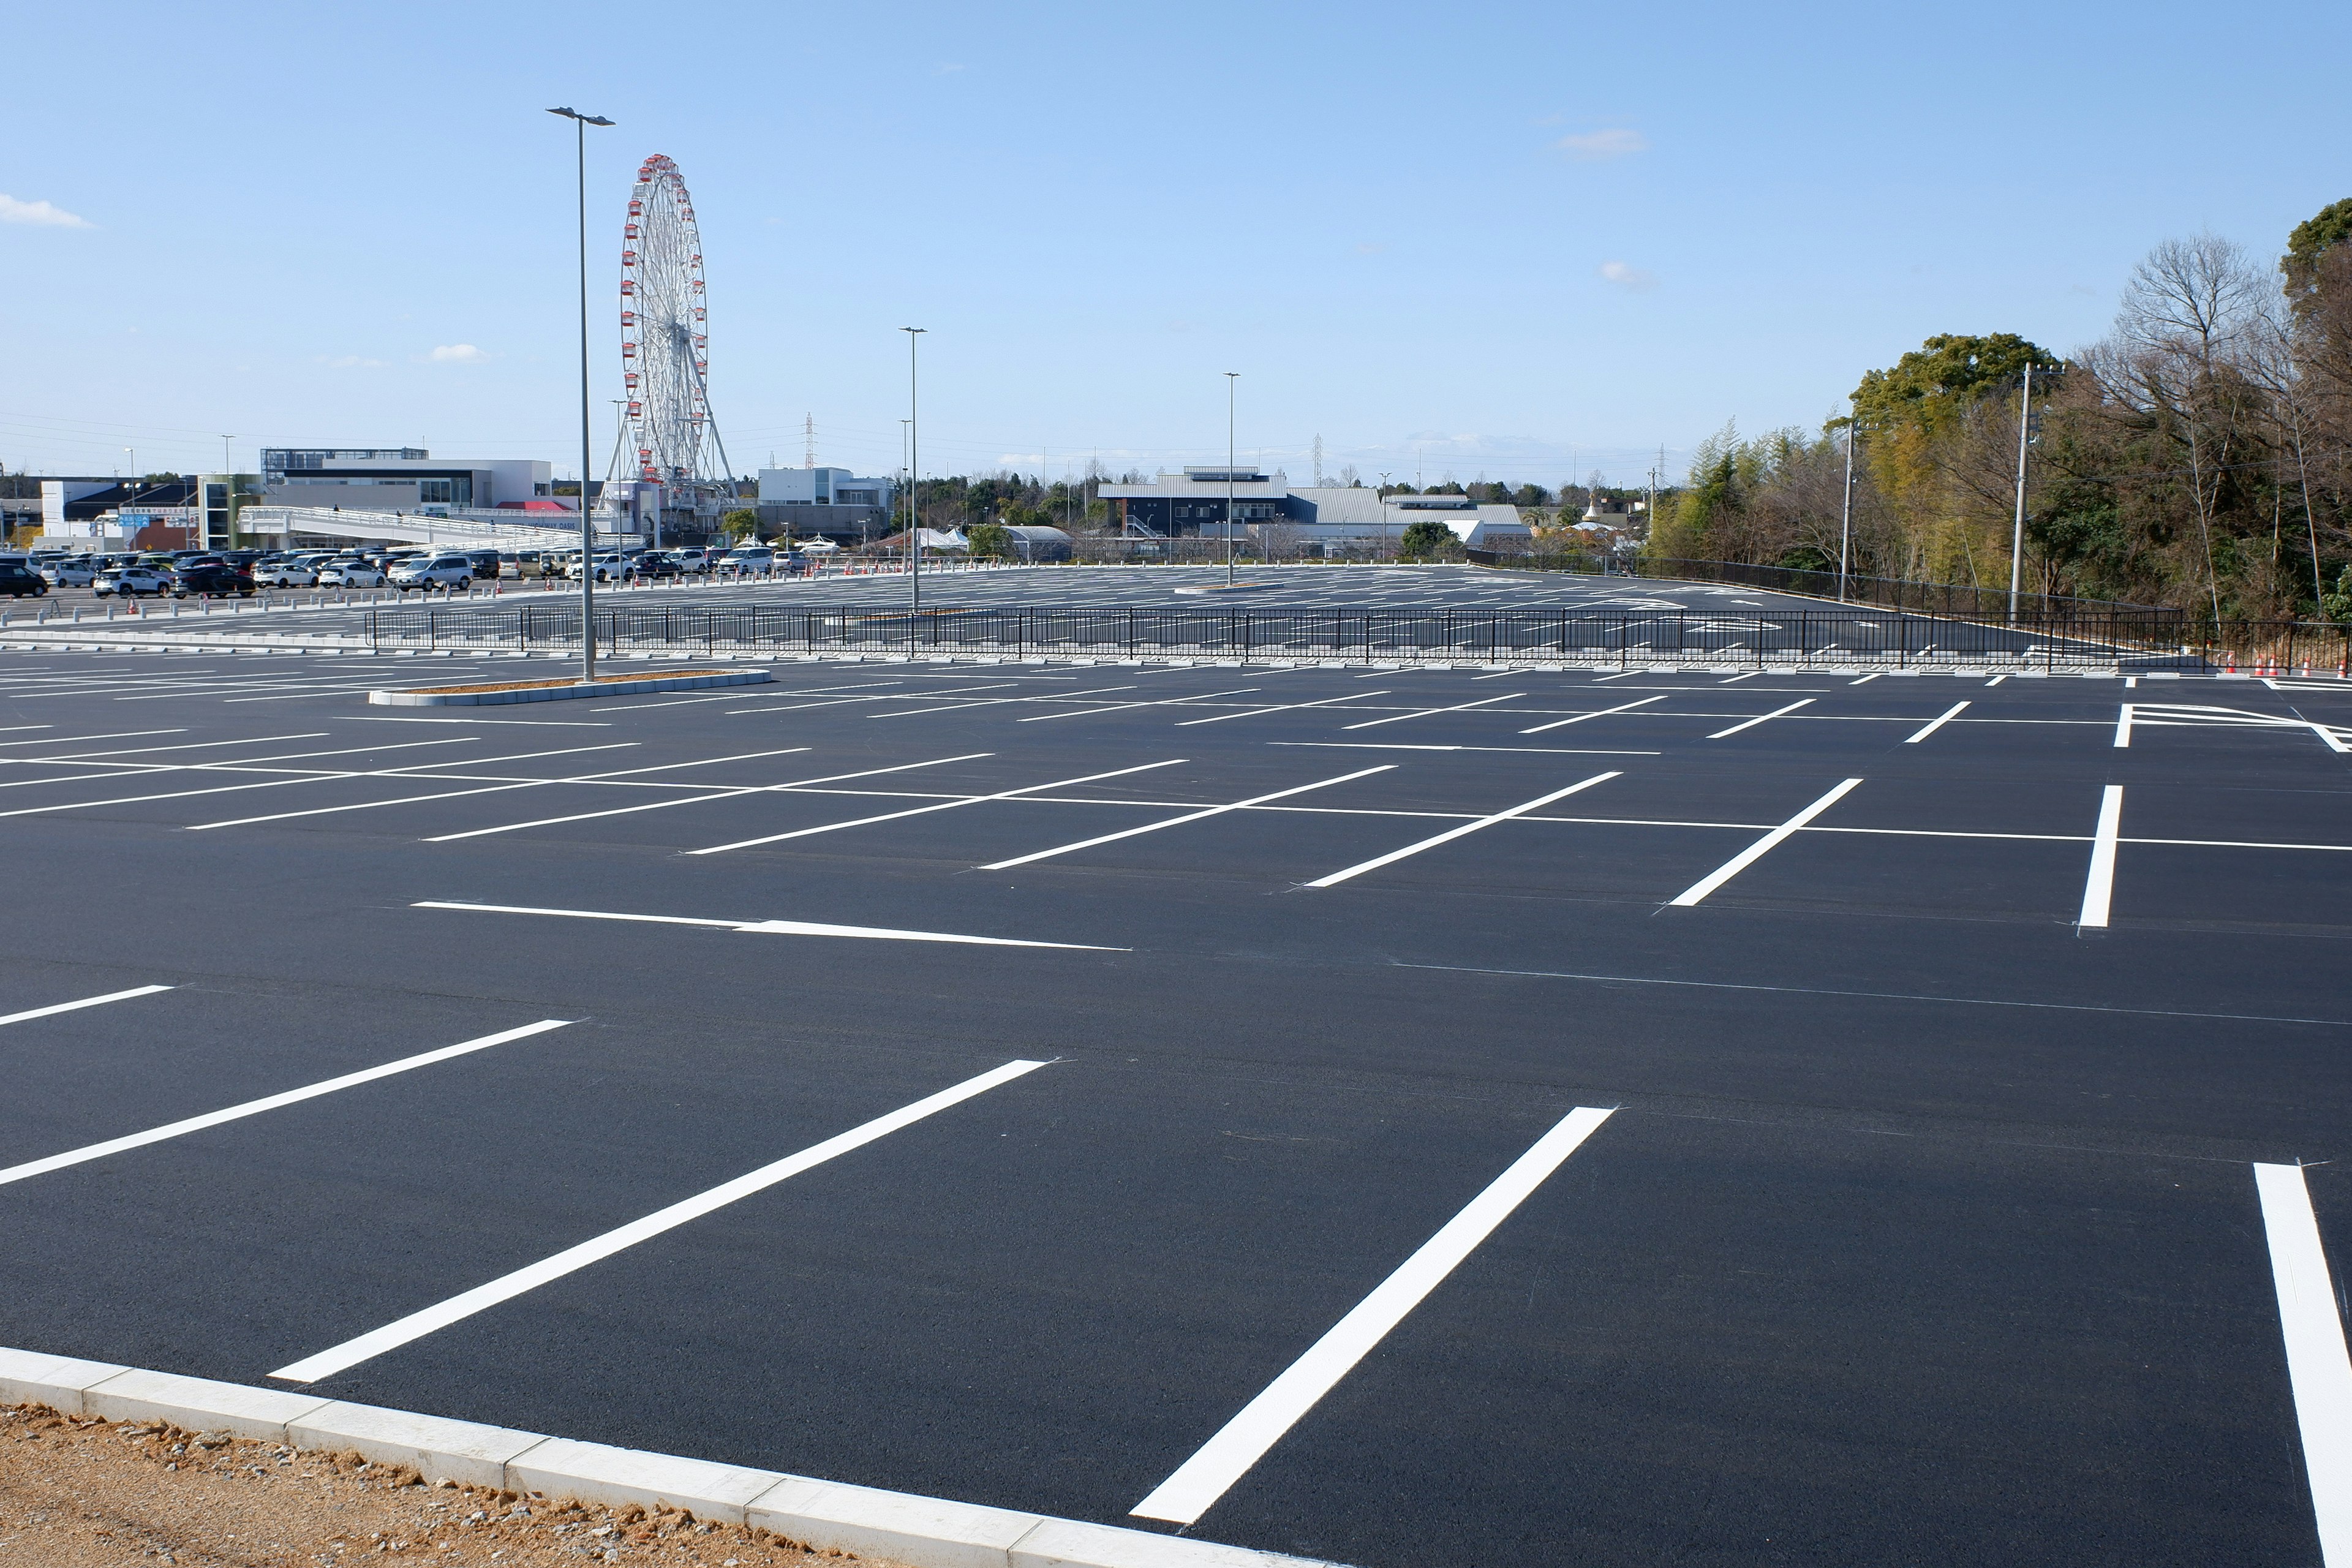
619, 154, 727, 489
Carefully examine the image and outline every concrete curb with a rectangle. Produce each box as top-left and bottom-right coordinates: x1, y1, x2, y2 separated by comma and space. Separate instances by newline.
0, 1347, 1340, 1568
368, 669, 774, 706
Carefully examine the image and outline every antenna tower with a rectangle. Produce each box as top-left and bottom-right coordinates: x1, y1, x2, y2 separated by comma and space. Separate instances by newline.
804, 415, 815, 469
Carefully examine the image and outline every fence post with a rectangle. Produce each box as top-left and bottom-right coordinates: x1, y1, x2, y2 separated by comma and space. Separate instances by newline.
429, 609, 437, 651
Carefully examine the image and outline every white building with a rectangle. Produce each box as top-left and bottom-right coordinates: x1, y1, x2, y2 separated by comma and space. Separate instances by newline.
258, 448, 554, 514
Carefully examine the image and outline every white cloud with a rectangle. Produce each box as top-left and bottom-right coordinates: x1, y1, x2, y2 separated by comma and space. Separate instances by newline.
1555, 128, 1648, 161
1599, 260, 1659, 292
0, 194, 92, 228
427, 343, 489, 363
317, 354, 386, 368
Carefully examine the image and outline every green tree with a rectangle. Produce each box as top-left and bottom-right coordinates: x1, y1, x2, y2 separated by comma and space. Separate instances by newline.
967, 522, 1014, 560
720, 508, 758, 541
1850, 333, 2062, 435
1398, 519, 1458, 559
2283, 197, 2352, 307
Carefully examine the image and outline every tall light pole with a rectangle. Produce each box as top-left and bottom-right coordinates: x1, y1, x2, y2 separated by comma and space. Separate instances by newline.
1378, 472, 1393, 556
1837, 399, 1855, 604
2008, 362, 2034, 624
549, 106, 614, 682
902, 328, 925, 614
1224, 372, 1239, 585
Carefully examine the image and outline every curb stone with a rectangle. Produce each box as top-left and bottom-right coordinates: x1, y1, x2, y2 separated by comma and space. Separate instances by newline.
0, 1346, 1344, 1568
367, 669, 773, 706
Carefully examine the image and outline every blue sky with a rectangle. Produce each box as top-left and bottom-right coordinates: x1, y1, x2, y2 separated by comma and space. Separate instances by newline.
5, 0, 2348, 490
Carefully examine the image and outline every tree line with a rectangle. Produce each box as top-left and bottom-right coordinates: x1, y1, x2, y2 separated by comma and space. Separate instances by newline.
1644, 200, 2352, 619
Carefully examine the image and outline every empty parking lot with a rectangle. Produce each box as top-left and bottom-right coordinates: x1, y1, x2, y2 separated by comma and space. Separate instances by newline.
0, 625, 2346, 1565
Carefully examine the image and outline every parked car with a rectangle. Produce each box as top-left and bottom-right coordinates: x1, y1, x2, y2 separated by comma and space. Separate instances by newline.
93, 565, 173, 597
172, 563, 257, 598
317, 558, 386, 587
669, 548, 714, 574
0, 561, 48, 597
463, 549, 502, 580
40, 559, 97, 587
717, 548, 775, 576
633, 553, 683, 580
254, 559, 319, 587
388, 554, 476, 592
581, 552, 633, 583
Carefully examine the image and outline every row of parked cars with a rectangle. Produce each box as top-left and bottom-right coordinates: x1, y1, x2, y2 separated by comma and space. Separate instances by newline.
0, 540, 831, 602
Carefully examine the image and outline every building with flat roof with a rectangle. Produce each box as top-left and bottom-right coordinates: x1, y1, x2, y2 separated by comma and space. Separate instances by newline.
1097, 469, 1532, 551
756, 466, 896, 543
257, 448, 553, 514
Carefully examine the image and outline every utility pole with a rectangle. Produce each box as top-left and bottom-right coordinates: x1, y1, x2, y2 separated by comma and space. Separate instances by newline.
2008, 362, 2033, 624
1838, 399, 1856, 605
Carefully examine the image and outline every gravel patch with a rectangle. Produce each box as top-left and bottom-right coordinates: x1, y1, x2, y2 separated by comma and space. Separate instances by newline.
0, 1403, 903, 1567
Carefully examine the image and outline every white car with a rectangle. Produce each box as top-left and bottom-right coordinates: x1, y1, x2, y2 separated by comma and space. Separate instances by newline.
93, 566, 173, 598
388, 554, 476, 592
718, 548, 775, 576
254, 560, 318, 587
568, 552, 633, 584
40, 560, 97, 587
317, 559, 386, 587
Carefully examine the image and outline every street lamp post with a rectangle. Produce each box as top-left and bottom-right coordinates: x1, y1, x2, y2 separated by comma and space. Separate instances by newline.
2008, 362, 2034, 624
549, 105, 614, 683
1837, 399, 1855, 605
902, 328, 925, 617
1378, 472, 1393, 555
1224, 374, 1239, 586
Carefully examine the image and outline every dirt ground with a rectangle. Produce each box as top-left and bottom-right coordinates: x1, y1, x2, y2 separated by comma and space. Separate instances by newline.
0, 1403, 903, 1567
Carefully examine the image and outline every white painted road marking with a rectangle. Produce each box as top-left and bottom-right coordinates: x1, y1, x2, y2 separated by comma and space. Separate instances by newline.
2255, 1162, 2352, 1566
269, 1058, 1052, 1384
688, 758, 1186, 856
1131, 1105, 1617, 1525
1668, 778, 1863, 907
1902, 701, 1970, 744
413, 900, 1125, 949
1519, 695, 1665, 734
981, 766, 1395, 871
1341, 693, 1521, 731
1705, 698, 1814, 740
421, 752, 981, 842
0, 984, 173, 1030
1306, 772, 1621, 888
0, 1020, 571, 1188
2114, 704, 2134, 748
1177, 690, 1389, 727
2078, 785, 2124, 929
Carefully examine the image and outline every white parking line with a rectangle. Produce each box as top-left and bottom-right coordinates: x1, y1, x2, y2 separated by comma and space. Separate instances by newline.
1902, 701, 1970, 744
1020, 687, 1258, 723
270, 1056, 1049, 1384
0, 729, 184, 749
422, 752, 986, 842
687, 758, 1186, 856
1668, 778, 1863, 907
980, 766, 1394, 872
2114, 704, 2134, 748
175, 744, 643, 829
2078, 785, 2124, 929
1705, 698, 1814, 739
1177, 691, 1390, 727
0, 984, 173, 1030
2254, 1161, 2352, 1565
0, 1020, 571, 1188
1131, 1105, 1616, 1525
1520, 695, 1664, 734
1341, 693, 1521, 731
1306, 773, 1621, 888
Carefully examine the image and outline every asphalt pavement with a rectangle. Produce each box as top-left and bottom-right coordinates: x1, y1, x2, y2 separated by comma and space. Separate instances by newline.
0, 641, 2345, 1567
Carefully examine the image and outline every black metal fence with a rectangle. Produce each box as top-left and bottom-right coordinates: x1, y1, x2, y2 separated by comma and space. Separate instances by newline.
1626, 557, 2176, 622
359, 603, 2204, 669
